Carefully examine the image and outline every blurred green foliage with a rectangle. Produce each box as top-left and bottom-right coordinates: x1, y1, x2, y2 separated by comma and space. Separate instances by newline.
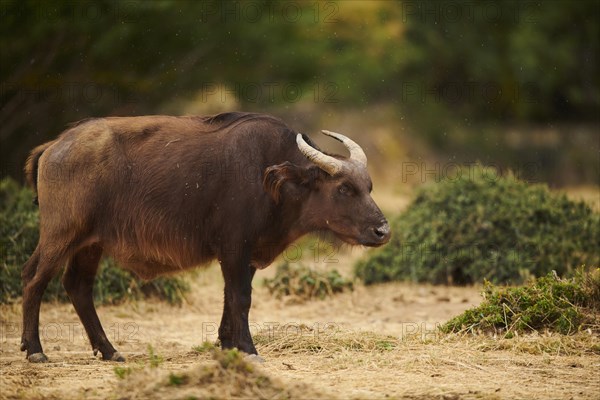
1, 1, 598, 183
441, 268, 600, 335
396, 0, 599, 121
0, 177, 41, 301
355, 166, 600, 285
0, 177, 189, 304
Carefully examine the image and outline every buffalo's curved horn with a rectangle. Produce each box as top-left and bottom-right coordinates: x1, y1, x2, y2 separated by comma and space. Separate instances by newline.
296, 134, 344, 176
321, 130, 367, 167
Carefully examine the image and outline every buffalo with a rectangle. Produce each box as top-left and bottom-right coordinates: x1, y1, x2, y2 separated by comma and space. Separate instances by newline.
20, 112, 390, 362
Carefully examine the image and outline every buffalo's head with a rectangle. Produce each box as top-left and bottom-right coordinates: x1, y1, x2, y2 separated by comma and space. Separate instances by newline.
264, 130, 391, 247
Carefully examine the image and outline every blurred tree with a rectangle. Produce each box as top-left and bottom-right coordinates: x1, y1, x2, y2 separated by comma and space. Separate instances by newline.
0, 0, 323, 177
1, 0, 598, 182
394, 0, 599, 121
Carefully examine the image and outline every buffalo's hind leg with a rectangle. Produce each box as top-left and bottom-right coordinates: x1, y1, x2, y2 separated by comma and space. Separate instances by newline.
21, 245, 40, 289
21, 245, 66, 362
218, 256, 257, 356
62, 245, 124, 362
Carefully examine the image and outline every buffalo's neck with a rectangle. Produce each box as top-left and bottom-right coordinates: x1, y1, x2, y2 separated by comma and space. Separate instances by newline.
250, 199, 314, 268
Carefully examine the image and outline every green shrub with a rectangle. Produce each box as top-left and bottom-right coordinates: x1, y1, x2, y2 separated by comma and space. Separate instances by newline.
192, 341, 216, 354
0, 177, 189, 305
93, 258, 190, 306
1, 178, 41, 301
264, 262, 353, 300
355, 166, 600, 285
441, 268, 600, 335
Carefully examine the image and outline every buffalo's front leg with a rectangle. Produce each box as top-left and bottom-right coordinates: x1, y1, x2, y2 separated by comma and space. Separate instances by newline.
218, 256, 257, 355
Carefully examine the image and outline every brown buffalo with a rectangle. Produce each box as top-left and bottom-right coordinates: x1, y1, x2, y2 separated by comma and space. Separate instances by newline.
20, 112, 390, 362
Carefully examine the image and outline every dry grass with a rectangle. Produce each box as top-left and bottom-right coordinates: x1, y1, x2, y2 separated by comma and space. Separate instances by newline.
1, 271, 599, 399
110, 327, 600, 400
255, 326, 600, 399
255, 324, 400, 356
255, 322, 600, 357
469, 332, 600, 356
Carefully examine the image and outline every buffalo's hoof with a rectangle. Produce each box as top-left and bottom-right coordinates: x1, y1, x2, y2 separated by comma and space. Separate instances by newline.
96, 348, 125, 362
27, 353, 49, 363
244, 354, 265, 363
109, 351, 126, 362
20, 342, 27, 352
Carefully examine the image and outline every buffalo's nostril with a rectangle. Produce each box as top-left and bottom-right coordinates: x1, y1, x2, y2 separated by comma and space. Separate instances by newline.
373, 223, 391, 239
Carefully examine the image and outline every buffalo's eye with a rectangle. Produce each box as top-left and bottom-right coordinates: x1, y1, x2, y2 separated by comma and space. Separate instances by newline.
338, 184, 354, 196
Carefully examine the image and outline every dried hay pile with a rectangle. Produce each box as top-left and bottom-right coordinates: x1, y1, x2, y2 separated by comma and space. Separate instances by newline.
254, 324, 400, 356
114, 346, 331, 400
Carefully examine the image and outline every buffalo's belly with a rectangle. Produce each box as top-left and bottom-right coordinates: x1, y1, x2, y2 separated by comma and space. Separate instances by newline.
119, 258, 184, 280
104, 242, 215, 280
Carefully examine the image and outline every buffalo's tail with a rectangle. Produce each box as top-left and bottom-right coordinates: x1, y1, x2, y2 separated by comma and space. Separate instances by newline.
24, 141, 55, 205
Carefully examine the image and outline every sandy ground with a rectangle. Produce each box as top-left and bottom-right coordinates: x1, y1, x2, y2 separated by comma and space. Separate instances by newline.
1, 260, 599, 400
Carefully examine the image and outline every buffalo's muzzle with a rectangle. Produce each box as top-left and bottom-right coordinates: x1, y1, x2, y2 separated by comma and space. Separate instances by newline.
366, 221, 391, 246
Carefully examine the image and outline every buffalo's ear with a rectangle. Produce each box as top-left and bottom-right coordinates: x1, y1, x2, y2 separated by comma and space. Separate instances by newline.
263, 162, 322, 204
